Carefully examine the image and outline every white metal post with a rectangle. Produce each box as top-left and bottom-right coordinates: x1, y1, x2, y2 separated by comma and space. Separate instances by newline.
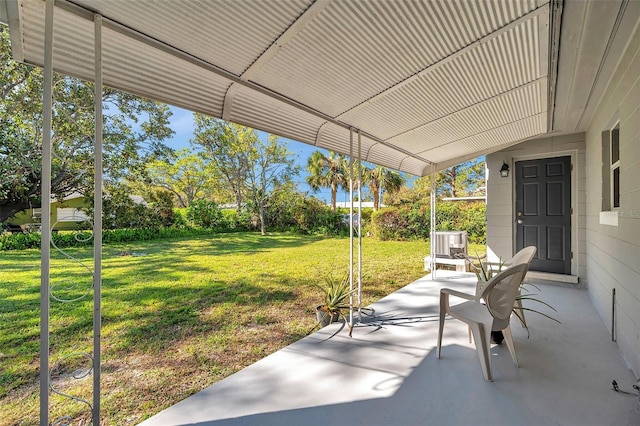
430, 164, 437, 280
40, 0, 54, 423
93, 14, 103, 425
349, 128, 354, 326
357, 130, 362, 318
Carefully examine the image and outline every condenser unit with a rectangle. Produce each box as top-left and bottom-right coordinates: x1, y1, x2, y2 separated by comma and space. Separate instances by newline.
434, 231, 468, 258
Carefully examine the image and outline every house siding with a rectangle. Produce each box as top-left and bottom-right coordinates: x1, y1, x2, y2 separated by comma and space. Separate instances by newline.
487, 20, 640, 378
584, 21, 640, 378
486, 133, 587, 280
5, 197, 89, 231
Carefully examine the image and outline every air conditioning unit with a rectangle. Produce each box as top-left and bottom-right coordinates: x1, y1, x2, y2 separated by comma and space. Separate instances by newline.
434, 231, 468, 258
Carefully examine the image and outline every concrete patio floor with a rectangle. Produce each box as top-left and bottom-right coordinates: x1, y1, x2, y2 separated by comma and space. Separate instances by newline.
139, 271, 639, 426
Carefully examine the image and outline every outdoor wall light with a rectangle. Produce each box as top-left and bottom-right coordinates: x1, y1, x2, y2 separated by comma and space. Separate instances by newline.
500, 162, 510, 177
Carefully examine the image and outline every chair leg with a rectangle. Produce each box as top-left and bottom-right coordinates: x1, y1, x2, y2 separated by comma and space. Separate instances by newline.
502, 326, 519, 367
469, 323, 493, 381
514, 298, 527, 328
437, 296, 447, 359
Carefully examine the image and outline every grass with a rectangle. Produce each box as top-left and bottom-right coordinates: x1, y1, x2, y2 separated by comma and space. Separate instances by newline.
0, 232, 467, 425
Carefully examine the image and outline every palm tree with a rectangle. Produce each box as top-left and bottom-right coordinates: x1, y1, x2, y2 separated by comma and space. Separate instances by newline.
365, 166, 404, 210
306, 151, 347, 211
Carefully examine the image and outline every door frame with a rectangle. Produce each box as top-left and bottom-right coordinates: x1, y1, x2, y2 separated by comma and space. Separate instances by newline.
511, 150, 579, 276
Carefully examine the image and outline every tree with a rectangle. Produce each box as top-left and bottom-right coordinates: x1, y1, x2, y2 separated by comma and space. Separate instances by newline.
90, 183, 174, 229
192, 118, 299, 234
364, 165, 404, 210
387, 158, 486, 205
436, 158, 485, 198
245, 134, 299, 235
306, 151, 348, 211
145, 148, 218, 207
192, 116, 254, 208
0, 26, 175, 223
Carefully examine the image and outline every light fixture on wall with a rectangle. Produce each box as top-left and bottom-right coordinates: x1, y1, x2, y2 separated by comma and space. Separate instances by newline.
500, 162, 510, 177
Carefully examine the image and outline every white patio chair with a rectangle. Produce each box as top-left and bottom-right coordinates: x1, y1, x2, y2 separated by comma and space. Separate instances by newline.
503, 246, 537, 327
471, 246, 537, 327
436, 263, 528, 381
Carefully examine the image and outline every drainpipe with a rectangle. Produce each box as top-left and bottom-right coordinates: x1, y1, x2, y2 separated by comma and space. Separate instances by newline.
611, 288, 616, 342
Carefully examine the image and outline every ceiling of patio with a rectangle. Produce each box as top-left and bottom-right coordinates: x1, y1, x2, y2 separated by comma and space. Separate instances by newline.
2, 0, 638, 175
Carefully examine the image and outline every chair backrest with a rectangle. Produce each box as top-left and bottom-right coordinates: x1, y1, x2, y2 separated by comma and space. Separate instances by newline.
508, 246, 537, 268
480, 264, 528, 321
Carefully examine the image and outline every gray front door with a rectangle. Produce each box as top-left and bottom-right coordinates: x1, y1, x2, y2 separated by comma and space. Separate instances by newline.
515, 156, 571, 274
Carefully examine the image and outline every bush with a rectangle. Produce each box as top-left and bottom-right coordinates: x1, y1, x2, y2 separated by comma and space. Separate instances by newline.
172, 208, 189, 228
262, 187, 344, 235
293, 199, 343, 235
369, 201, 486, 243
0, 227, 212, 251
370, 205, 425, 241
186, 199, 223, 228
436, 201, 486, 244
0, 231, 42, 251
217, 209, 252, 232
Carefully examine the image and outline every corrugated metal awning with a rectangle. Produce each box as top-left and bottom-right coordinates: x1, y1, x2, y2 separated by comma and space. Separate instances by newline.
6, 0, 552, 176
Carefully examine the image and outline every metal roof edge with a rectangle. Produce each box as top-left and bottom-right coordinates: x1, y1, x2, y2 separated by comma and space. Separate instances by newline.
51, 0, 433, 170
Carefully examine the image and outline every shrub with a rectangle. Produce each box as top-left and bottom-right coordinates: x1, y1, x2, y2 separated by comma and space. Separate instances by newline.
186, 199, 223, 228
294, 199, 343, 235
436, 201, 486, 244
262, 188, 343, 235
217, 209, 252, 232
0, 231, 42, 251
369, 201, 486, 243
172, 208, 189, 228
0, 227, 213, 251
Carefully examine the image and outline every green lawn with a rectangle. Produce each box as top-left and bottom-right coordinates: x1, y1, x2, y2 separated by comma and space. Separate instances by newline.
0, 232, 445, 425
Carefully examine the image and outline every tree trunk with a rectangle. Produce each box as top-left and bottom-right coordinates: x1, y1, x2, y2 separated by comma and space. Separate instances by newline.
259, 203, 266, 235
450, 168, 458, 198
330, 184, 337, 212
234, 190, 243, 212
371, 182, 380, 211
0, 200, 34, 223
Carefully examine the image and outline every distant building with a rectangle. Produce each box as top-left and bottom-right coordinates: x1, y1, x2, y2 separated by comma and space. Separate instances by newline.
4, 193, 90, 232
333, 201, 379, 209
440, 196, 486, 202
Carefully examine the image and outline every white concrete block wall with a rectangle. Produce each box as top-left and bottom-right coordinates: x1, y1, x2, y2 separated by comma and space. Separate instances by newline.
584, 23, 640, 378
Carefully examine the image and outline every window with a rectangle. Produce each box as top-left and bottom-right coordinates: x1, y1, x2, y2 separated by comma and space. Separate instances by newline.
601, 122, 621, 211
610, 124, 620, 208
57, 208, 90, 222
600, 122, 621, 226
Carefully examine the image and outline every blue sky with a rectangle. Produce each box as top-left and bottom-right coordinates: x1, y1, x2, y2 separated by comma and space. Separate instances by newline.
165, 105, 366, 204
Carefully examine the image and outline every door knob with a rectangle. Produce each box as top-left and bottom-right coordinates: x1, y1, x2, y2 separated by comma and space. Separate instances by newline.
517, 219, 523, 224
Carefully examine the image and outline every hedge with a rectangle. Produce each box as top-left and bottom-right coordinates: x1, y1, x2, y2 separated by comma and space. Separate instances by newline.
0, 227, 211, 251
369, 201, 486, 243
1, 201, 487, 250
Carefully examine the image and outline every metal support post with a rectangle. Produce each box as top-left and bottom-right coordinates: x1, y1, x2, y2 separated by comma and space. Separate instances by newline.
93, 14, 103, 424
349, 128, 354, 326
40, 1, 54, 423
357, 130, 362, 319
430, 164, 437, 279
